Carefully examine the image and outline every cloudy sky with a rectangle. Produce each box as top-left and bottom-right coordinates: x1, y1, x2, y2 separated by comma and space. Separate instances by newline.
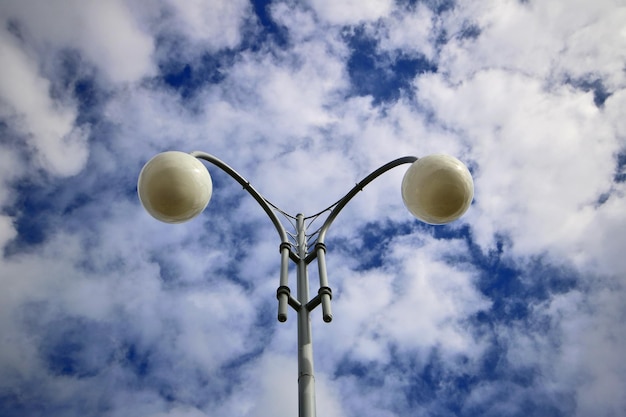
1, 0, 625, 416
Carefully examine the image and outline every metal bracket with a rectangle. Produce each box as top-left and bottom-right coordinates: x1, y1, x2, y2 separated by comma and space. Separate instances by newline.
276, 285, 302, 322
306, 286, 333, 322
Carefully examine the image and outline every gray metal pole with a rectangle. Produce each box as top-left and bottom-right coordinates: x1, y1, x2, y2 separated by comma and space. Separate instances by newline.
296, 213, 316, 417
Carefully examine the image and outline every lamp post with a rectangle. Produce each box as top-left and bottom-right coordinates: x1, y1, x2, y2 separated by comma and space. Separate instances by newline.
137, 150, 474, 417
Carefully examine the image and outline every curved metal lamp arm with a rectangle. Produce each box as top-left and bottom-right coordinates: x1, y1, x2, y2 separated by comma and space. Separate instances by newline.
190, 152, 417, 325
302, 156, 417, 323
190, 151, 290, 245
191, 151, 299, 320
316, 156, 417, 246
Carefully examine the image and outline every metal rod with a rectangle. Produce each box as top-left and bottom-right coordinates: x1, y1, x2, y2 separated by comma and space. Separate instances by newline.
316, 156, 417, 245
191, 151, 291, 244
296, 214, 316, 417
315, 243, 333, 323
277, 243, 291, 322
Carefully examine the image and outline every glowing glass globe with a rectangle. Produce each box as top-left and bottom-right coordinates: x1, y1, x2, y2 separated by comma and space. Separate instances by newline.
137, 151, 213, 223
401, 154, 474, 225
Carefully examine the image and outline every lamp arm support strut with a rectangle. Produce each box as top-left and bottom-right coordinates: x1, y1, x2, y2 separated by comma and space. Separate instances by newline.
312, 156, 417, 250
191, 152, 417, 258
191, 151, 290, 244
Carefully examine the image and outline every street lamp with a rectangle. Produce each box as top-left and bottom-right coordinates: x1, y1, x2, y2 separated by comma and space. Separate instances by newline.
137, 150, 474, 417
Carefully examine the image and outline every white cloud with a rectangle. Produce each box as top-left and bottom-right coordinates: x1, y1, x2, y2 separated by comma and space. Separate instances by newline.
316, 233, 490, 379
0, 204, 264, 414
372, 4, 436, 60
159, 0, 251, 51
0, 148, 25, 247
0, 215, 16, 250
557, 6, 626, 91
415, 70, 621, 273
150, 406, 208, 417
308, 0, 394, 25
494, 285, 626, 417
1, 0, 626, 416
438, 0, 626, 90
0, 0, 155, 83
0, 29, 88, 176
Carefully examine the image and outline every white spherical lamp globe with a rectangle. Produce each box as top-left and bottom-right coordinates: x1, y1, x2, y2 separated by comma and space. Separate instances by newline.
137, 151, 213, 223
401, 154, 474, 225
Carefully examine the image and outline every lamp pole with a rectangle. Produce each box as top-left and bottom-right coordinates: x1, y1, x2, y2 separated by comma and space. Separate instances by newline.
137, 150, 474, 417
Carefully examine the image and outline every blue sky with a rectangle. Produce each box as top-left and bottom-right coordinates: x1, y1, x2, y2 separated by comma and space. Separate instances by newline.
1, 0, 625, 416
